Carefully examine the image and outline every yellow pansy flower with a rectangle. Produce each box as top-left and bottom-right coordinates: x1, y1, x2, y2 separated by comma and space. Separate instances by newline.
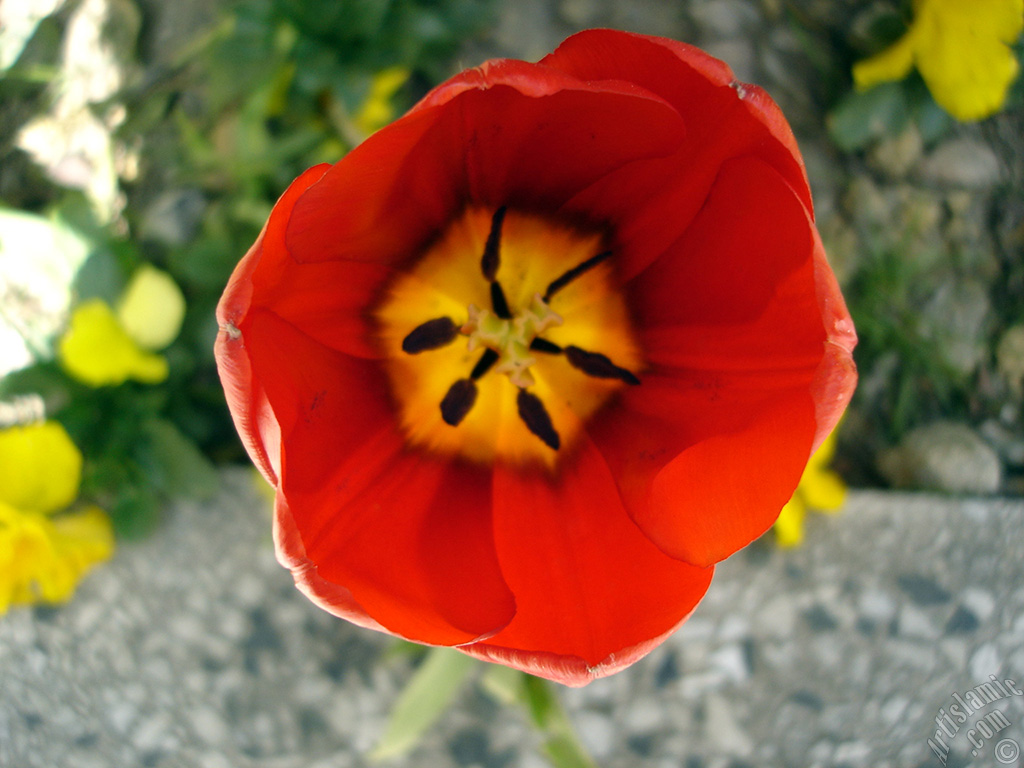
0, 421, 82, 513
774, 430, 848, 548
0, 503, 114, 613
354, 67, 411, 136
853, 0, 1024, 121
116, 264, 187, 351
59, 298, 169, 387
0, 421, 114, 614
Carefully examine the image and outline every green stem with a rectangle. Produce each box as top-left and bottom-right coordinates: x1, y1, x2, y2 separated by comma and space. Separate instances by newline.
522, 675, 600, 768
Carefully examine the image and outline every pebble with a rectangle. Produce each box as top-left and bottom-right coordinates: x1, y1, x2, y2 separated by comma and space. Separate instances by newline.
879, 421, 1003, 494
897, 604, 938, 639
969, 643, 1002, 680
703, 39, 756, 83
690, 0, 761, 38
703, 695, 753, 756
921, 278, 992, 375
961, 588, 997, 622
997, 325, 1024, 396
558, 0, 602, 25
575, 711, 616, 758
868, 124, 923, 179
919, 138, 1003, 188
858, 589, 897, 624
708, 644, 750, 683
979, 420, 1024, 468
140, 188, 206, 246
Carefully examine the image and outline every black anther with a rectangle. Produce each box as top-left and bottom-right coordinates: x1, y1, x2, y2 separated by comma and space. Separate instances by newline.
564, 345, 640, 385
440, 379, 478, 426
402, 317, 459, 354
516, 389, 560, 450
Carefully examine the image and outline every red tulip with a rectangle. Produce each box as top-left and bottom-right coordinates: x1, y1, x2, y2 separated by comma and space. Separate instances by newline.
216, 29, 856, 686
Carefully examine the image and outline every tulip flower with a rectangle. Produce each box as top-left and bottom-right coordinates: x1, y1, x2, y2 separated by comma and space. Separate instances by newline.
216, 30, 857, 685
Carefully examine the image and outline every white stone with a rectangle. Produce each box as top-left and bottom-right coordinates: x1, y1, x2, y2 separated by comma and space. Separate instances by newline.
624, 697, 665, 733
575, 710, 616, 759
709, 644, 750, 683
703, 695, 753, 756
962, 588, 997, 621
920, 139, 1002, 188
969, 643, 1002, 680
190, 705, 229, 746
898, 604, 938, 639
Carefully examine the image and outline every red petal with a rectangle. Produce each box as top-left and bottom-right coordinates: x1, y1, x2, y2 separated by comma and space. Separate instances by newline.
808, 228, 858, 452
215, 164, 332, 483
609, 383, 816, 568
284, 59, 685, 267
631, 155, 819, 330
590, 156, 849, 566
459, 430, 713, 686
215, 328, 281, 486
541, 29, 811, 281
247, 309, 515, 645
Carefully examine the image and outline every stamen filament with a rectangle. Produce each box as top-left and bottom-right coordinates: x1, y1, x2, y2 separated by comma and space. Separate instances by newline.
543, 249, 613, 302
470, 349, 500, 380
529, 338, 563, 354
481, 206, 507, 282
490, 281, 512, 320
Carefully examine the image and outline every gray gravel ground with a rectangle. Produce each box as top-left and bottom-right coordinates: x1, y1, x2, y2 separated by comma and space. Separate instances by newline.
1, 469, 1022, 768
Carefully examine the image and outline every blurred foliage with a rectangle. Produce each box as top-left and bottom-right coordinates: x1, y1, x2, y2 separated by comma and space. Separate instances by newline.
844, 246, 970, 440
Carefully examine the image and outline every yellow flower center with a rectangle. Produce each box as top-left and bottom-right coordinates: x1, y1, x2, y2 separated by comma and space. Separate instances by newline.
375, 207, 644, 469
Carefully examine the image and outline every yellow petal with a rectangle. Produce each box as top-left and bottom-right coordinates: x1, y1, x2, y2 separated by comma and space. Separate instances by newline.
0, 421, 82, 513
0, 502, 114, 612
801, 469, 848, 513
59, 298, 169, 386
773, 496, 807, 548
806, 428, 838, 470
116, 265, 186, 351
914, 0, 1023, 120
853, 32, 917, 91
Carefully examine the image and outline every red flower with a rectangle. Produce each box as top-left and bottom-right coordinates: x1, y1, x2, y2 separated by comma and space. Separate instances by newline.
216, 29, 856, 686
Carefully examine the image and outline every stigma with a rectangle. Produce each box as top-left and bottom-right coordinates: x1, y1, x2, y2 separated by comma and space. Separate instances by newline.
376, 206, 643, 468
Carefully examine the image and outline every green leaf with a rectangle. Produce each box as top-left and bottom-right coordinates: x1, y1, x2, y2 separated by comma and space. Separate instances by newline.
522, 676, 598, 768
371, 647, 475, 761
108, 479, 163, 539
827, 81, 909, 152
0, 363, 70, 414
139, 417, 219, 500
479, 664, 524, 706
544, 734, 599, 768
